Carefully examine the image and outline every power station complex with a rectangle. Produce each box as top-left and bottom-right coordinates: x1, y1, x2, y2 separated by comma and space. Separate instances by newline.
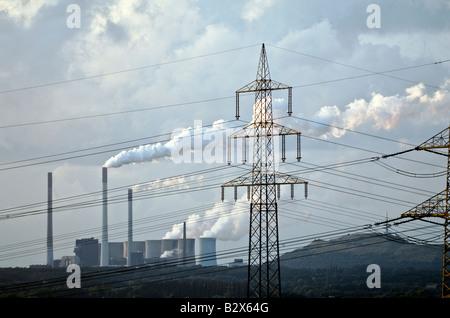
54, 237, 218, 268
45, 168, 226, 270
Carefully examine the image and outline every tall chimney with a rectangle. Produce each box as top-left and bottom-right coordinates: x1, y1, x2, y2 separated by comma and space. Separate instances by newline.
183, 222, 187, 265
47, 172, 53, 267
101, 167, 109, 266
127, 188, 133, 267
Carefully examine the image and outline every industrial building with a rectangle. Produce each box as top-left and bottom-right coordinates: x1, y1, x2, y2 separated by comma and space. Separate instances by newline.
74, 238, 99, 266
66, 237, 216, 268
45, 167, 219, 269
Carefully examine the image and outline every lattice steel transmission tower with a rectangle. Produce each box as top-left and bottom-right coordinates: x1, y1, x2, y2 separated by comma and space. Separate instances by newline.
222, 44, 308, 298
378, 125, 449, 298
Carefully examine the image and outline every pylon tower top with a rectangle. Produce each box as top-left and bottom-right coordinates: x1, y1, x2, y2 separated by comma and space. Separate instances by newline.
257, 43, 270, 81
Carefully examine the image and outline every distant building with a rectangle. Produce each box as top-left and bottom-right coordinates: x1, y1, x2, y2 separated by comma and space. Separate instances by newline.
229, 258, 246, 267
60, 256, 76, 267
74, 238, 99, 267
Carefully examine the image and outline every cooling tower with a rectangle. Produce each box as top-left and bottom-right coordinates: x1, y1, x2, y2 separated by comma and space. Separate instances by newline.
123, 241, 145, 257
198, 237, 217, 266
145, 240, 162, 258
177, 238, 196, 265
161, 239, 178, 260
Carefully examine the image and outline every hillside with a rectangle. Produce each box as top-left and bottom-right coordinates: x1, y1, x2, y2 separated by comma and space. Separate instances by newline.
280, 232, 442, 270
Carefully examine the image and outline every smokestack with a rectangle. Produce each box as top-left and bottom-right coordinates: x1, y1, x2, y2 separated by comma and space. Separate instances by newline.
183, 222, 186, 263
101, 167, 109, 266
127, 188, 133, 267
177, 238, 195, 266
47, 172, 53, 267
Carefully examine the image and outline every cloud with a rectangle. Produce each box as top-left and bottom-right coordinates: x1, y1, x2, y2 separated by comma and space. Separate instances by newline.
306, 80, 450, 138
358, 31, 450, 61
241, 0, 275, 22
0, 0, 58, 27
277, 19, 342, 56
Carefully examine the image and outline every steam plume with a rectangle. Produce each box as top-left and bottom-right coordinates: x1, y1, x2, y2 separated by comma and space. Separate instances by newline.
163, 196, 248, 241
104, 119, 229, 168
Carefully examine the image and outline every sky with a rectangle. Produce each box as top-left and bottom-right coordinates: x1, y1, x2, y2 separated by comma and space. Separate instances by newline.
0, 0, 449, 268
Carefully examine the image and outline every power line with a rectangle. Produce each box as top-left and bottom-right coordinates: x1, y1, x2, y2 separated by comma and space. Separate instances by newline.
1, 48, 447, 130
0, 44, 261, 96
0, 164, 235, 218
286, 160, 439, 196
0, 118, 245, 172
0, 96, 235, 129
289, 115, 416, 147
267, 44, 450, 92
1, 155, 428, 263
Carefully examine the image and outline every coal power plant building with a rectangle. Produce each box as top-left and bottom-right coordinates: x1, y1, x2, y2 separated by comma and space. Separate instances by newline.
72, 237, 215, 267
48, 167, 218, 269
74, 238, 99, 267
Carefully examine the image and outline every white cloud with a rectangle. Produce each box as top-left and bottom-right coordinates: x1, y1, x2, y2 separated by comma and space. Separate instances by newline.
241, 0, 275, 22
277, 19, 342, 56
307, 80, 450, 138
0, 0, 58, 27
358, 30, 450, 61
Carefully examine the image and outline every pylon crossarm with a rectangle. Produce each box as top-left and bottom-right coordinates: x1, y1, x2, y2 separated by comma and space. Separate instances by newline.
416, 125, 450, 150
228, 122, 299, 140
222, 171, 307, 188
401, 189, 448, 218
222, 172, 253, 187
236, 80, 291, 94
394, 216, 445, 227
419, 148, 449, 157
274, 172, 308, 185
272, 122, 301, 136
227, 123, 255, 139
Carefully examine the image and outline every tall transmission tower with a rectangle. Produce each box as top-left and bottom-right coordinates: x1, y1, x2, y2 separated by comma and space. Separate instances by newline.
222, 44, 308, 298
377, 125, 449, 298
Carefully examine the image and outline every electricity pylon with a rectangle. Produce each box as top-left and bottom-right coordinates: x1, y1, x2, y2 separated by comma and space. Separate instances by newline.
221, 44, 308, 298
377, 125, 449, 298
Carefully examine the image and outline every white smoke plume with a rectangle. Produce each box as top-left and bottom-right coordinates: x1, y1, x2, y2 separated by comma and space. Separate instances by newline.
162, 196, 248, 241
104, 96, 281, 168
130, 176, 190, 192
160, 249, 177, 259
103, 119, 230, 168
